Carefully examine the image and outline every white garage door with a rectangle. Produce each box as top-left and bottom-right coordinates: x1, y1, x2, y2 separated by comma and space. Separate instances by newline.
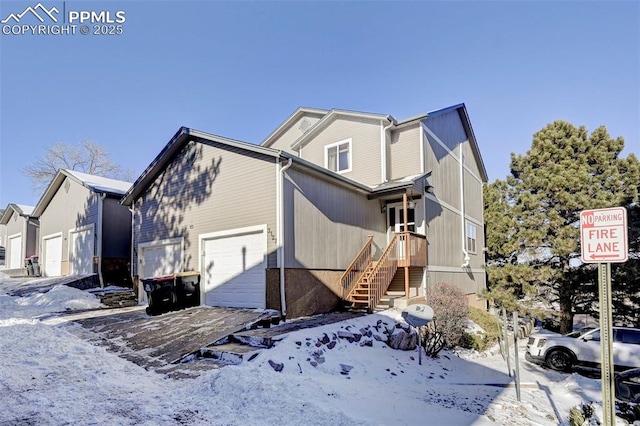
202, 227, 266, 309
140, 241, 182, 279
70, 226, 94, 275
8, 235, 22, 269
44, 235, 62, 277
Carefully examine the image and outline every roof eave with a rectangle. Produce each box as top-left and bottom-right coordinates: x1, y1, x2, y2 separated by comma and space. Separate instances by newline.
290, 109, 393, 150
261, 107, 329, 147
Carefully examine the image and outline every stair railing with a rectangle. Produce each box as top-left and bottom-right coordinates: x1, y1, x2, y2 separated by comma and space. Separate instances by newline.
340, 235, 374, 299
366, 234, 399, 309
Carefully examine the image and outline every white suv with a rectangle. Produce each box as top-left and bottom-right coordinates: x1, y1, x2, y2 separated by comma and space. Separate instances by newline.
526, 327, 640, 372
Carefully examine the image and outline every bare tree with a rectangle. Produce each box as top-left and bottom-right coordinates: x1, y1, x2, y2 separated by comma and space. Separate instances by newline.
22, 141, 134, 193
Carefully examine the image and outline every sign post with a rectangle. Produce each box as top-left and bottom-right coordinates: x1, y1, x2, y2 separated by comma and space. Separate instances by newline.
580, 207, 628, 426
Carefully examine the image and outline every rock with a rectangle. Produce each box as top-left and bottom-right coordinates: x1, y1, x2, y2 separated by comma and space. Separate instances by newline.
310, 361, 318, 367
320, 333, 330, 344
340, 364, 353, 373
268, 360, 284, 372
386, 327, 418, 351
327, 341, 337, 350
360, 339, 373, 347
373, 334, 384, 341
353, 333, 362, 342
338, 330, 354, 340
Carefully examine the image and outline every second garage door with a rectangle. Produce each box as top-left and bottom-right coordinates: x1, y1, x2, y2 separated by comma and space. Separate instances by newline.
201, 227, 267, 309
43, 235, 62, 277
139, 239, 182, 279
8, 234, 22, 269
69, 226, 94, 275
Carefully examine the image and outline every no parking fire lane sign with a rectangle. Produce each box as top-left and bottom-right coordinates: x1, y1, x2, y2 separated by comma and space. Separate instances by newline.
580, 207, 628, 263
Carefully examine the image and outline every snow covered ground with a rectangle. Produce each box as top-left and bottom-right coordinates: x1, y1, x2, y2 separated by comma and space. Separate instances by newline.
0, 283, 616, 425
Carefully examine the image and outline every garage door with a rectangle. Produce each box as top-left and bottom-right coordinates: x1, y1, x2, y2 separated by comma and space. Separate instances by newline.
202, 227, 266, 309
140, 240, 182, 279
44, 235, 62, 277
8, 235, 22, 269
69, 226, 94, 275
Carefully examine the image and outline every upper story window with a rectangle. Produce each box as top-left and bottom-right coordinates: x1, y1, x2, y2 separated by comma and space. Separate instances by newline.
325, 139, 352, 173
466, 221, 477, 254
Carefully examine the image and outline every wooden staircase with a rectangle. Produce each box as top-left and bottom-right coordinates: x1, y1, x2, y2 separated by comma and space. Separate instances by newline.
342, 235, 399, 312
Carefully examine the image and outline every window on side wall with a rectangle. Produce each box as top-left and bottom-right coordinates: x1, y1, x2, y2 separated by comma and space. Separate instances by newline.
466, 221, 477, 254
325, 139, 352, 173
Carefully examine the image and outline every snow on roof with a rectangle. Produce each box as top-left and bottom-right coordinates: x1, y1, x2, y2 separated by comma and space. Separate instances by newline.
14, 204, 35, 215
65, 170, 132, 195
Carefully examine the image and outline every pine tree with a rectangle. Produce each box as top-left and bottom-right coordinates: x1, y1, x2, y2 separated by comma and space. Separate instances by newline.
487, 120, 639, 332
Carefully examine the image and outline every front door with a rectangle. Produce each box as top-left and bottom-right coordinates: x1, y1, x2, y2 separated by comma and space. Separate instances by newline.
387, 204, 416, 260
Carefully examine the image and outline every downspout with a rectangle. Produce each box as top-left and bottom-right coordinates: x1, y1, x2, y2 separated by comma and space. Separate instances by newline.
277, 157, 293, 320
380, 119, 394, 183
97, 193, 107, 288
460, 146, 470, 268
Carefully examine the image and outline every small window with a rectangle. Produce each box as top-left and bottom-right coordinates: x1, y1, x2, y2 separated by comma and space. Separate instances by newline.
325, 139, 352, 173
466, 221, 477, 253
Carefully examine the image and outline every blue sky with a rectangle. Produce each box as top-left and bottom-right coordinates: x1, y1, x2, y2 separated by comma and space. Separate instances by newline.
1, 1, 638, 208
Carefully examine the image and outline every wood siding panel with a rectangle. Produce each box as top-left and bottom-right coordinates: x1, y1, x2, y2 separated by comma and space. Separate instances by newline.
133, 141, 277, 276
38, 177, 98, 264
268, 115, 322, 152
427, 270, 486, 297
389, 124, 421, 180
283, 168, 387, 269
300, 117, 382, 186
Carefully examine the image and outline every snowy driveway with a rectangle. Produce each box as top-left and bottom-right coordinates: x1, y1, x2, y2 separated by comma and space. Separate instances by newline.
65, 306, 272, 377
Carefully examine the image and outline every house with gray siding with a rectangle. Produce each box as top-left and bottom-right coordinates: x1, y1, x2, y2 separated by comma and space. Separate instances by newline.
0, 204, 39, 272
32, 169, 133, 286
262, 104, 488, 310
122, 103, 487, 319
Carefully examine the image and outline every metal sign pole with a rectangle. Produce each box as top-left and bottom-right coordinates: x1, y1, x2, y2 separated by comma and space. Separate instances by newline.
512, 311, 521, 402
503, 308, 511, 378
598, 262, 616, 425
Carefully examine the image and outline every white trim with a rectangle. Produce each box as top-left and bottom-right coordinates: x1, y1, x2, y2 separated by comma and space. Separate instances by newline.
198, 224, 268, 246
42, 232, 63, 277
198, 224, 268, 309
427, 265, 485, 274
419, 123, 425, 174
421, 123, 483, 184
7, 233, 22, 269
137, 237, 184, 272
67, 223, 96, 276
425, 193, 483, 226
465, 220, 478, 254
324, 138, 352, 174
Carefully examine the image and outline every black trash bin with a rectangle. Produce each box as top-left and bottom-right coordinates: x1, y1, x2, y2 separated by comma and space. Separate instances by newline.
30, 256, 40, 276
25, 258, 34, 276
175, 271, 200, 309
142, 275, 178, 315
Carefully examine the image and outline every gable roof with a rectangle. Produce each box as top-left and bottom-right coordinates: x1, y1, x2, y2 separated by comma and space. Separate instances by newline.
122, 127, 385, 206
0, 203, 36, 224
261, 107, 328, 148
409, 103, 488, 183
32, 169, 133, 217
264, 104, 487, 182
289, 108, 392, 150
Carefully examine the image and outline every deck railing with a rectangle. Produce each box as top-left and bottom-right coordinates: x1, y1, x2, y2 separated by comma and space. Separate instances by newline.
395, 232, 427, 267
340, 235, 374, 299
367, 234, 399, 308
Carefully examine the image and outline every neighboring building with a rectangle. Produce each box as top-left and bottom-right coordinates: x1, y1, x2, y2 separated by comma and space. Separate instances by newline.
0, 204, 39, 271
32, 169, 133, 285
122, 103, 488, 319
